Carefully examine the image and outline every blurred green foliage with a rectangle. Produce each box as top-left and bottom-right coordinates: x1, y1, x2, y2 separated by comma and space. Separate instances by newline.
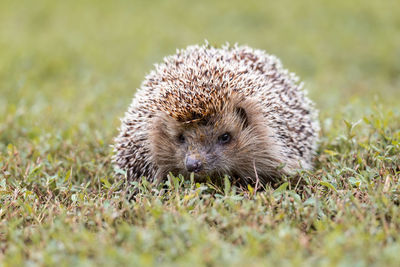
0, 0, 399, 265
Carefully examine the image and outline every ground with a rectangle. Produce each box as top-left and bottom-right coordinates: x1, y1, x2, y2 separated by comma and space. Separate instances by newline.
1, 0, 400, 265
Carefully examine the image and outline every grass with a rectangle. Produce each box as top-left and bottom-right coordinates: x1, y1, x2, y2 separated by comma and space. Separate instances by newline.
1, 0, 400, 265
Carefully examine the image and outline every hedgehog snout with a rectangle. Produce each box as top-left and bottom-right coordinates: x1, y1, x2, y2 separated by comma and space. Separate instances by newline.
185, 154, 203, 173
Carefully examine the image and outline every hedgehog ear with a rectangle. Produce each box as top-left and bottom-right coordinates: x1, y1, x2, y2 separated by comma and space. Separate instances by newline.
235, 106, 249, 128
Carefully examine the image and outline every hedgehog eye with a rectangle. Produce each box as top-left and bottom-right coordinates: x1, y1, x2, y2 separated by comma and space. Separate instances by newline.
218, 132, 231, 145
177, 134, 185, 144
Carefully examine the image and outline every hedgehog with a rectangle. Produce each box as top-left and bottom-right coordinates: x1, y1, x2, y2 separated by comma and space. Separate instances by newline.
113, 43, 319, 186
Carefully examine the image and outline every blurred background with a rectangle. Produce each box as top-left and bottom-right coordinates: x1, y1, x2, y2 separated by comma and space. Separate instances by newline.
0, 0, 399, 151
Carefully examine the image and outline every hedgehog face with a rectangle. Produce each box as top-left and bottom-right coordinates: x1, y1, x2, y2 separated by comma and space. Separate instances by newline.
172, 109, 247, 178
149, 97, 280, 183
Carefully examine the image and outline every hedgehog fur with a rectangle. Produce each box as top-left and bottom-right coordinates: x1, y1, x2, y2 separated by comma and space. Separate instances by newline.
113, 43, 320, 185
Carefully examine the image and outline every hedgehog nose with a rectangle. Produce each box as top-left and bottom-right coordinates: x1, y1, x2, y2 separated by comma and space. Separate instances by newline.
185, 156, 203, 173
